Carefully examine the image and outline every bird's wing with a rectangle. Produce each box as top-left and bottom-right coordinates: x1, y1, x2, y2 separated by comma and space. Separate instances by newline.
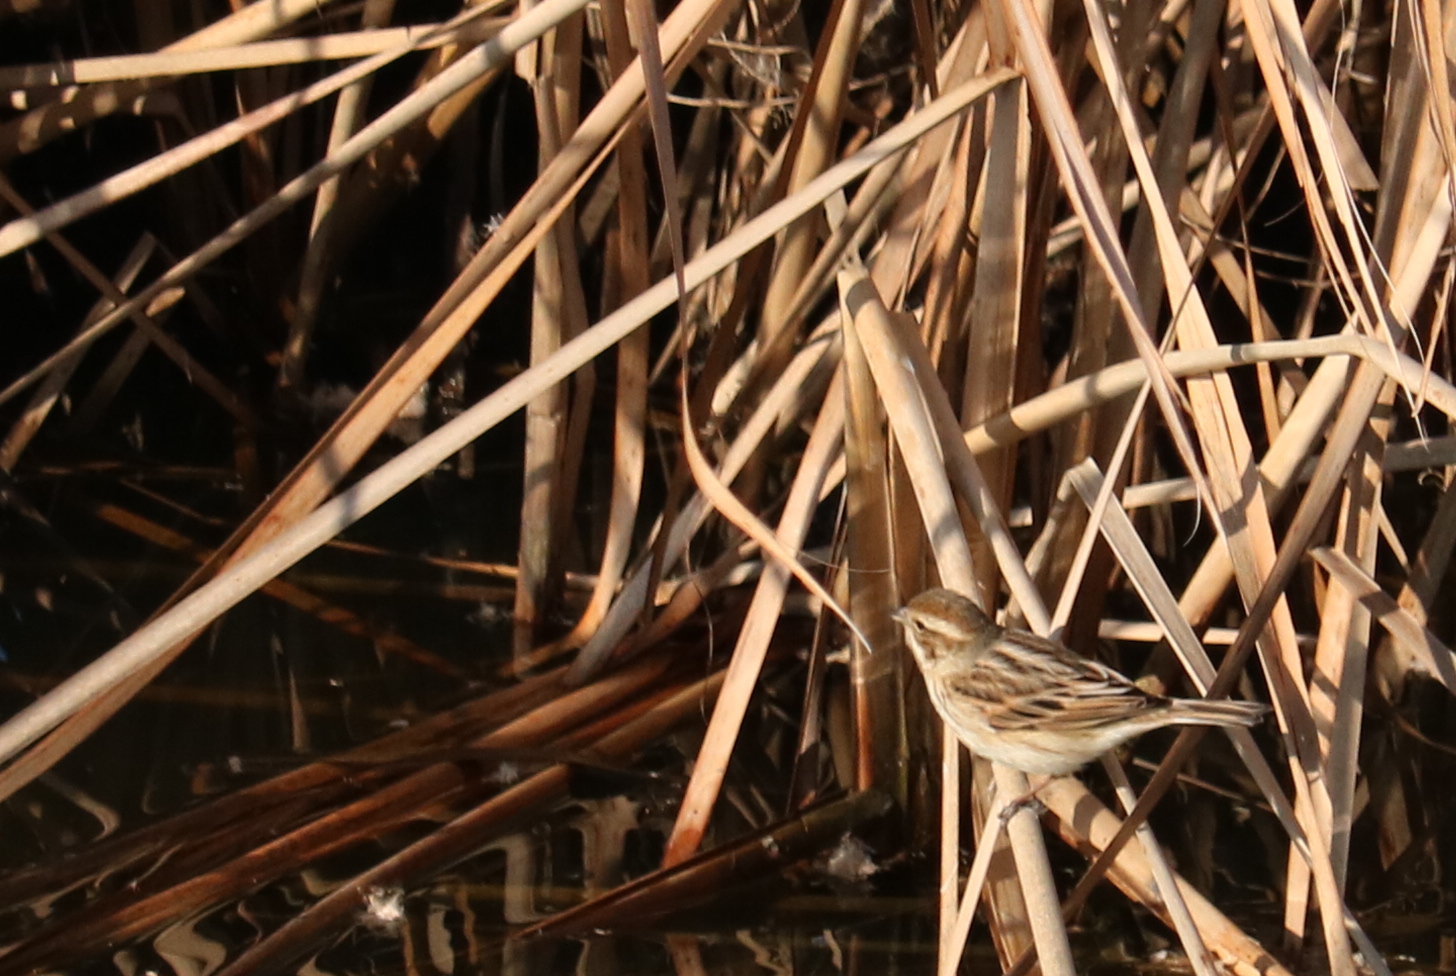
948, 628, 1166, 732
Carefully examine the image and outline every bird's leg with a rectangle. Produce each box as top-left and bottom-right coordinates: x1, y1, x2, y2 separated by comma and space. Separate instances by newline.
996, 779, 1048, 826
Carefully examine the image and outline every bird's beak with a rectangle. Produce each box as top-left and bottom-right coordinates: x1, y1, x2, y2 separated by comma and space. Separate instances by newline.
890, 608, 909, 627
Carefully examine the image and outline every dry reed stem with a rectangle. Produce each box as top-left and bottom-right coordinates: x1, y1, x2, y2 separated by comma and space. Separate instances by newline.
625, 0, 690, 302
1079, 0, 1351, 962
0, 0, 571, 411
1313, 547, 1456, 695
0, 178, 242, 425
843, 267, 1076, 976
0, 22, 475, 257
566, 71, 1013, 680
0, 21, 504, 88
543, 0, 653, 657
992, 0, 1214, 517
987, 462, 1379, 976
755, 0, 863, 364
1100, 755, 1217, 976
1048, 454, 1397, 976
0, 236, 155, 470
665, 936, 710, 976
83, 500, 462, 676
567, 331, 841, 680
938, 732, 963, 967
1049, 468, 1292, 970
0, 0, 341, 163
544, 13, 595, 622
517, 11, 591, 643
841, 293, 904, 799
939, 788, 1008, 976
1304, 411, 1386, 905
965, 335, 1353, 454
660, 374, 846, 864
961, 73, 1027, 610
1040, 778, 1296, 976
283, 0, 401, 389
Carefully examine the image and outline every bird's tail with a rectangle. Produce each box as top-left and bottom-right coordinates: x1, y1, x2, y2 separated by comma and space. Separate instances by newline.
1165, 697, 1268, 728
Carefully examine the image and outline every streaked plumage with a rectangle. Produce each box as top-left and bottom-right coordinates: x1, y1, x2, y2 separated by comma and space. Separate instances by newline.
893, 588, 1267, 776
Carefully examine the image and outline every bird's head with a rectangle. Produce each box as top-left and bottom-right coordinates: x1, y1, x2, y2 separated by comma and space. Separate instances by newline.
892, 588, 995, 666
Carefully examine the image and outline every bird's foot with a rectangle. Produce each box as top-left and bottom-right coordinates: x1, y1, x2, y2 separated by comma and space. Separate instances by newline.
997, 788, 1046, 827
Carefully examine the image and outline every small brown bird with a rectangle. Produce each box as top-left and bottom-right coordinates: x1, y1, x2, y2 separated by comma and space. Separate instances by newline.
893, 588, 1267, 776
